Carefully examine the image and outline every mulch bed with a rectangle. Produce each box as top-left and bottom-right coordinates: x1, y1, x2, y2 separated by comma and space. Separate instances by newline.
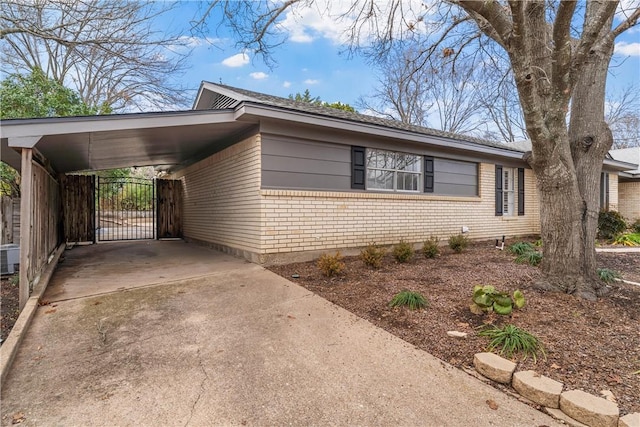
269, 241, 640, 416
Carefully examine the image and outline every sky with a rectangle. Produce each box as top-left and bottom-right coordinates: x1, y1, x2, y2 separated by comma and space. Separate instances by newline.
161, 1, 640, 113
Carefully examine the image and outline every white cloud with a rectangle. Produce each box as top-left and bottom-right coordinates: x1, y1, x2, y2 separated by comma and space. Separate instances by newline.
250, 72, 268, 80
275, 0, 433, 45
304, 79, 320, 85
283, 81, 291, 88
222, 52, 250, 67
615, 42, 640, 56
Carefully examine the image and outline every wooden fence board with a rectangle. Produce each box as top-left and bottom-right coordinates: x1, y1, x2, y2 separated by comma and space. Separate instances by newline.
157, 179, 183, 238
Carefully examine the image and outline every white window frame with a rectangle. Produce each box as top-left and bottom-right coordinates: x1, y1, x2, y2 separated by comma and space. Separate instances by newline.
366, 149, 422, 192
503, 168, 515, 216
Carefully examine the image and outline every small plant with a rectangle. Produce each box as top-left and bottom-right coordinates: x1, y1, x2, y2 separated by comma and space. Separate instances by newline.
422, 236, 440, 259
392, 240, 414, 263
597, 268, 620, 283
507, 241, 535, 256
598, 210, 627, 240
389, 290, 428, 310
9, 273, 19, 286
515, 251, 543, 267
478, 324, 546, 362
471, 285, 525, 315
613, 233, 640, 246
360, 244, 386, 269
317, 252, 345, 277
632, 219, 640, 234
448, 234, 469, 253
533, 239, 543, 247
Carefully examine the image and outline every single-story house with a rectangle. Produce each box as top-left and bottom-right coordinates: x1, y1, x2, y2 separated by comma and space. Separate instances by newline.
610, 147, 640, 222
1, 82, 637, 302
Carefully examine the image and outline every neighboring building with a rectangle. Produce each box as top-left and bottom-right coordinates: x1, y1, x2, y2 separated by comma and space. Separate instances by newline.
610, 147, 640, 222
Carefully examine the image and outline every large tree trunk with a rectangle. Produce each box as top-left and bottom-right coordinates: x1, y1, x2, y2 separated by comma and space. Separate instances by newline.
533, 15, 616, 301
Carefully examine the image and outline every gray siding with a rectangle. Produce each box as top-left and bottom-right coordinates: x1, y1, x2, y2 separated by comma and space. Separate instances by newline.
261, 135, 351, 190
434, 159, 478, 196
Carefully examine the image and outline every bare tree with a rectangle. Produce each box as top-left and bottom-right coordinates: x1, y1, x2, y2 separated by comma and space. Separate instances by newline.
359, 43, 484, 133
0, 0, 193, 111
606, 85, 640, 148
197, 0, 640, 300
358, 44, 433, 127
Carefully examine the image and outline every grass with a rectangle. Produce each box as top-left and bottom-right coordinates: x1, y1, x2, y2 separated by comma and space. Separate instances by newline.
389, 290, 427, 310
597, 268, 621, 283
515, 251, 543, 266
613, 233, 640, 247
478, 324, 546, 362
507, 241, 535, 256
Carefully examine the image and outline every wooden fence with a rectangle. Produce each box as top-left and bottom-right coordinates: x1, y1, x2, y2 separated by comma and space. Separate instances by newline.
1, 196, 20, 245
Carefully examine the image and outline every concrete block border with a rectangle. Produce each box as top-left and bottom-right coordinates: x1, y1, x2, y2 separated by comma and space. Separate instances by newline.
473, 352, 639, 427
0, 244, 65, 385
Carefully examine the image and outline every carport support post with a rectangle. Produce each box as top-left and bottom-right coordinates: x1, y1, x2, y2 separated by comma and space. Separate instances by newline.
19, 148, 33, 311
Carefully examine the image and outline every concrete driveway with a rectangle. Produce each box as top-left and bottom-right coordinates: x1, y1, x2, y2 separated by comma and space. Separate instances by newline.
1, 241, 558, 426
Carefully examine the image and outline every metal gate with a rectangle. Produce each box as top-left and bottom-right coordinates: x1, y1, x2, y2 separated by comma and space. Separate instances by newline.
97, 177, 155, 241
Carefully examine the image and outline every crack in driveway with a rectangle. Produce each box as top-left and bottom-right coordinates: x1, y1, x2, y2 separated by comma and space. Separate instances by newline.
184, 347, 209, 427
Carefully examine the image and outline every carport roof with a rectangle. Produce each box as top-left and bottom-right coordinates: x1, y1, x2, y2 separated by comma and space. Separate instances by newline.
1, 109, 256, 173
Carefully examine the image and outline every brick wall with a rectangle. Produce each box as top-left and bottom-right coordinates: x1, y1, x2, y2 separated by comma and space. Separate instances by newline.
171, 135, 263, 261
259, 163, 540, 262
618, 181, 640, 222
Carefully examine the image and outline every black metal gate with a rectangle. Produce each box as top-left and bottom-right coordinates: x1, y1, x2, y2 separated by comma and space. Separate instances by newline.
96, 177, 155, 241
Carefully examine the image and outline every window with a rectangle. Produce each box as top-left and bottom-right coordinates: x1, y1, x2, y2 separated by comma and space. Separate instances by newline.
502, 168, 515, 216
495, 165, 525, 216
366, 149, 421, 192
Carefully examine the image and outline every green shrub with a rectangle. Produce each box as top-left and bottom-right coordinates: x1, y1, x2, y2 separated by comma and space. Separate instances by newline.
598, 210, 627, 240
632, 219, 640, 234
515, 251, 543, 267
507, 242, 535, 256
613, 233, 640, 246
478, 324, 546, 362
448, 234, 469, 253
422, 236, 440, 259
317, 252, 345, 277
471, 285, 525, 315
597, 268, 620, 283
392, 240, 414, 263
389, 290, 428, 310
360, 244, 386, 268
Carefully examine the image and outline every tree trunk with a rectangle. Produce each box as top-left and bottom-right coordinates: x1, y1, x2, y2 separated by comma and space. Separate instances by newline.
534, 17, 616, 301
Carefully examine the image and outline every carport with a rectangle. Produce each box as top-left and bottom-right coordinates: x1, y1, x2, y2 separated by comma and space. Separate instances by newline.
0, 109, 258, 310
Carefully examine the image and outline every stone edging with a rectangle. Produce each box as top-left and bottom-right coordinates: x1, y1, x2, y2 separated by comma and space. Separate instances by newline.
473, 352, 640, 427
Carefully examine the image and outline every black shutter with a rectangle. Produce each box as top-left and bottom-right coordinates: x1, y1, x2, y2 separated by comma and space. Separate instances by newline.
605, 173, 610, 210
351, 146, 366, 189
517, 167, 525, 216
495, 165, 503, 216
424, 156, 434, 193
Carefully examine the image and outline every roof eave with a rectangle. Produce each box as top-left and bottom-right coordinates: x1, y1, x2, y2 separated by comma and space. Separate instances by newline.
235, 102, 527, 160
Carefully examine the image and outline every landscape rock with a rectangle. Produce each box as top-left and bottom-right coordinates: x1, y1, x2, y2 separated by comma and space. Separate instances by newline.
560, 389, 619, 427
473, 352, 516, 384
619, 413, 640, 427
600, 390, 617, 403
512, 370, 563, 408
446, 331, 467, 338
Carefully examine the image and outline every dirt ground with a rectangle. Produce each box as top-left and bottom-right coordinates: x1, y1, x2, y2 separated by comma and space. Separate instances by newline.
269, 241, 640, 416
0, 274, 19, 344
